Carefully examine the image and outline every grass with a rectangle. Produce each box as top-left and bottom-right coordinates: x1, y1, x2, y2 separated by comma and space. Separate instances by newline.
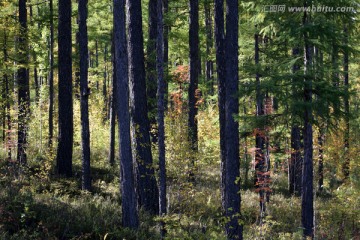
1, 95, 359, 239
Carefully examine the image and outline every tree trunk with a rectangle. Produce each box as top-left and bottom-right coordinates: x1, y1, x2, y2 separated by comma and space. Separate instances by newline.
48, 0, 54, 147
57, 0, 73, 177
3, 31, 11, 159
343, 25, 350, 179
214, 0, 226, 209
204, 0, 214, 95
163, 0, 169, 110
109, 35, 116, 166
188, 0, 200, 180
113, 0, 139, 228
254, 32, 266, 214
224, 0, 242, 238
126, 0, 159, 215
79, 0, 91, 191
17, 0, 29, 165
301, 6, 314, 238
289, 47, 303, 195
157, 0, 167, 237
146, 0, 158, 143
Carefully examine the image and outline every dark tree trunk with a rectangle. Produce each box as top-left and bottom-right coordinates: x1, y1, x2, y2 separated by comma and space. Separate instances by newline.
157, 0, 167, 237
224, 0, 242, 239
343, 25, 350, 179
17, 0, 29, 165
289, 47, 303, 195
163, 0, 169, 110
204, 0, 214, 95
302, 6, 314, 238
188, 0, 200, 180
214, 0, 226, 209
48, 0, 54, 147
57, 0, 73, 177
109, 36, 116, 166
126, 0, 159, 215
113, 0, 139, 228
79, 0, 91, 191
146, 0, 158, 143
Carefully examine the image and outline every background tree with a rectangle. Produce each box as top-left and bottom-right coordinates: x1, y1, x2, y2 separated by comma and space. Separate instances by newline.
157, 0, 166, 237
78, 0, 91, 191
17, 0, 29, 165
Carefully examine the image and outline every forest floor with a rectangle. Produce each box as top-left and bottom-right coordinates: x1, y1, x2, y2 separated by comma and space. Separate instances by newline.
1, 158, 359, 239
0, 102, 359, 239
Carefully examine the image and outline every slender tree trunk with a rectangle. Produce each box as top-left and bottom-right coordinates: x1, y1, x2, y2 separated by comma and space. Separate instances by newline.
214, 0, 226, 209
163, 0, 169, 110
224, 0, 242, 238
318, 128, 325, 192
114, 0, 139, 228
3, 31, 11, 159
188, 0, 200, 180
48, 0, 54, 148
343, 25, 350, 179
254, 32, 266, 214
78, 0, 91, 191
17, 0, 29, 165
57, 0, 73, 177
30, 6, 40, 102
146, 0, 158, 143
157, 0, 167, 237
204, 0, 214, 95
315, 47, 325, 192
289, 47, 303, 195
109, 36, 116, 166
126, 0, 159, 215
302, 6, 314, 238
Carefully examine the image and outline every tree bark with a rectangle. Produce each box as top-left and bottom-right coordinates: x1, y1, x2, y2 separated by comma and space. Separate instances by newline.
126, 0, 159, 215
204, 0, 214, 95
188, 0, 200, 180
79, 0, 91, 191
157, 0, 167, 237
343, 25, 350, 179
17, 0, 29, 165
163, 0, 169, 110
109, 35, 116, 166
214, 0, 226, 209
48, 0, 54, 147
114, 0, 139, 228
301, 6, 314, 238
56, 0, 73, 177
289, 47, 303, 195
146, 0, 158, 143
224, 0, 242, 238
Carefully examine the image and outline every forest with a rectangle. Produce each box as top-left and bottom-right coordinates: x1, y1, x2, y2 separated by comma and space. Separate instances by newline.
0, 0, 359, 239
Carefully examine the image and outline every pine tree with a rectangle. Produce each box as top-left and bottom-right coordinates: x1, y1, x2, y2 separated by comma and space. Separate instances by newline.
17, 0, 29, 165
56, 0, 73, 177
126, 0, 159, 214
114, 0, 138, 228
78, 0, 91, 191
